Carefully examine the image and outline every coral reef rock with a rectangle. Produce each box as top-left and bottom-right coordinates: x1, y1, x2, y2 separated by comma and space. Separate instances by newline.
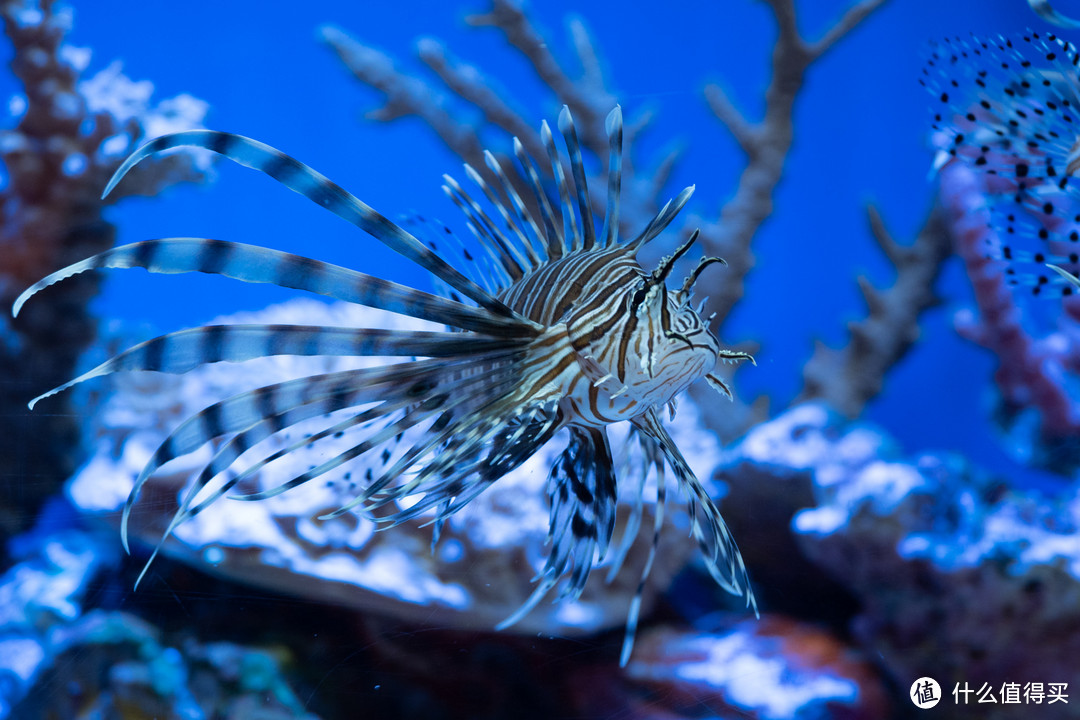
0, 503, 115, 717
711, 402, 885, 621
15, 610, 319, 720
0, 501, 316, 720
756, 403, 1080, 719
613, 617, 888, 720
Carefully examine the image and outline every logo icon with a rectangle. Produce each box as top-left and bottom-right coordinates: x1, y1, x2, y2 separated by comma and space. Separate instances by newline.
911, 677, 941, 709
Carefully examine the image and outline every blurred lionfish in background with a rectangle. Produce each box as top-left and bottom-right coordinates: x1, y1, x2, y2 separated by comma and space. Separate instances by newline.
13, 106, 756, 665
922, 28, 1080, 293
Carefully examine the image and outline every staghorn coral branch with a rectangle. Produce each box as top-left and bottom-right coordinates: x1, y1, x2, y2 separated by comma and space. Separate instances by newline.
809, 0, 889, 58
798, 205, 951, 417
702, 0, 888, 328
415, 39, 547, 170
465, 1, 613, 132
704, 85, 760, 159
320, 25, 486, 167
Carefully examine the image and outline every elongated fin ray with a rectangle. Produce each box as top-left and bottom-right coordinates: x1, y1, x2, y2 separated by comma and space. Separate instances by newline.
606, 427, 648, 584
122, 368, 358, 553
462, 163, 541, 268
101, 130, 513, 316
1030, 0, 1080, 27
619, 429, 667, 668
12, 239, 540, 339
29, 324, 521, 410
497, 425, 616, 631
600, 106, 623, 247
140, 395, 421, 585
368, 394, 561, 518
402, 214, 504, 296
230, 359, 519, 505
135, 394, 441, 589
1049, 262, 1080, 288
172, 359, 520, 545
196, 407, 396, 514
368, 408, 562, 535
541, 120, 580, 252
628, 186, 696, 251
442, 175, 526, 280
319, 371, 521, 520
121, 353, 515, 551
982, 195, 1080, 296
634, 411, 756, 614
183, 403, 392, 520
483, 150, 551, 262
233, 400, 440, 503
513, 138, 562, 258
557, 107, 596, 250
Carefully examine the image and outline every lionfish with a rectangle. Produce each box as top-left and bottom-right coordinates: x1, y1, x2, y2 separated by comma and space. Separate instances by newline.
13, 106, 756, 665
922, 30, 1080, 293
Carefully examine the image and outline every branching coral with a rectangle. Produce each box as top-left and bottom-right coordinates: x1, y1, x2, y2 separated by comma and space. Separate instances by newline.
798, 206, 952, 417
0, 0, 210, 537
697, 0, 887, 326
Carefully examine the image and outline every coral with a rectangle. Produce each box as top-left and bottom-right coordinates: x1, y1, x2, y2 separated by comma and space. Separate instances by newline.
798, 206, 952, 417
696, 0, 886, 327
0, 500, 318, 719
708, 402, 1080, 720
565, 616, 888, 720
620, 618, 889, 720
710, 403, 883, 622
0, 501, 116, 716
796, 444, 1080, 718
938, 159, 1080, 473
67, 298, 720, 640
321, 0, 902, 439
15, 610, 320, 719
0, 0, 210, 538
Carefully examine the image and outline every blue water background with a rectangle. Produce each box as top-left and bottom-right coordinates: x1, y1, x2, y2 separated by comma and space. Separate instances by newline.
3, 0, 1057, 481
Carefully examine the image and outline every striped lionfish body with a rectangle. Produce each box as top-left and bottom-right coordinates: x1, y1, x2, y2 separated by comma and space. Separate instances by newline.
14, 106, 756, 665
